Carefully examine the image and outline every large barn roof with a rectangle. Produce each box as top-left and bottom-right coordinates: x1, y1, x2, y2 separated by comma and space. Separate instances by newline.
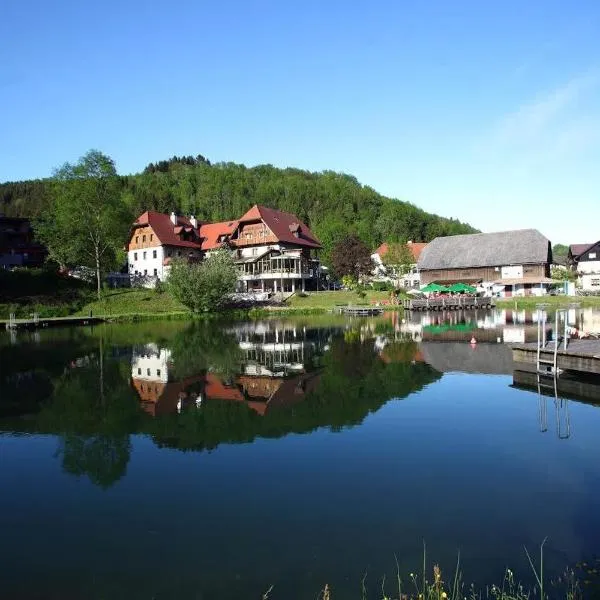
417, 229, 551, 270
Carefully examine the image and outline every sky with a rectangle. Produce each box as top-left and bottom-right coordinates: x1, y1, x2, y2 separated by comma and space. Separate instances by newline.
1, 0, 599, 244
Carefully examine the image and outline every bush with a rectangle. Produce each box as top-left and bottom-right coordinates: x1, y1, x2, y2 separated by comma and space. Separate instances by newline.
371, 281, 394, 292
167, 251, 238, 312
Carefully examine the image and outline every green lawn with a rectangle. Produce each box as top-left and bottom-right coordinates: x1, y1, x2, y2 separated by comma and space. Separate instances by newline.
73, 288, 190, 318
284, 290, 396, 309
496, 295, 600, 309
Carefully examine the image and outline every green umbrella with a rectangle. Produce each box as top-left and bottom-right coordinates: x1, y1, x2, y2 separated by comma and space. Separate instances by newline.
420, 282, 450, 293
448, 283, 477, 293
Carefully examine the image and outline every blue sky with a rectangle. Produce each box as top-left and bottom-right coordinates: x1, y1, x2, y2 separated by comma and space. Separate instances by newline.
1, 0, 599, 244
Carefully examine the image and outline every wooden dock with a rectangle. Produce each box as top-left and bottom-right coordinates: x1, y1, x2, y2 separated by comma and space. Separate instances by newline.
512, 339, 600, 375
403, 297, 495, 311
3, 315, 105, 331
337, 305, 384, 316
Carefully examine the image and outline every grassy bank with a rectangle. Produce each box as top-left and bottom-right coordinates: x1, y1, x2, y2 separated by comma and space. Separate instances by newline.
284, 290, 397, 310
496, 295, 600, 310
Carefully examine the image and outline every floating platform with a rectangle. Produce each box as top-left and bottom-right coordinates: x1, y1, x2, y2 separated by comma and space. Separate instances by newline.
511, 339, 600, 376
403, 297, 495, 311
3, 315, 105, 331
337, 306, 384, 316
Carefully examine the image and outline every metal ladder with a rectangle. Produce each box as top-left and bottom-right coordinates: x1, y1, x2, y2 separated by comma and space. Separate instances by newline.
536, 306, 568, 376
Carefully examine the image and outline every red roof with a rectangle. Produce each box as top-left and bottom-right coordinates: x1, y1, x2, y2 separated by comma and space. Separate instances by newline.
133, 211, 202, 249
236, 205, 321, 248
199, 220, 238, 250
374, 241, 427, 261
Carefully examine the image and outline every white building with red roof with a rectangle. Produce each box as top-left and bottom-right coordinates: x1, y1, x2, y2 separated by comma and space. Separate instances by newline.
371, 241, 428, 288
127, 205, 322, 293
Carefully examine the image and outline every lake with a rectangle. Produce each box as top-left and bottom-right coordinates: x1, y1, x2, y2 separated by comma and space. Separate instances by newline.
2, 309, 600, 599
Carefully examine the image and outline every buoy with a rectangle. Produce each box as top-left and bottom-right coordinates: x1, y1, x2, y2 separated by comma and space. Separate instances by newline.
470, 336, 477, 345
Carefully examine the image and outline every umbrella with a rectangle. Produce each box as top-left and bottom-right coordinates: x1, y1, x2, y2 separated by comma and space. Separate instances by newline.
448, 283, 477, 293
421, 283, 450, 293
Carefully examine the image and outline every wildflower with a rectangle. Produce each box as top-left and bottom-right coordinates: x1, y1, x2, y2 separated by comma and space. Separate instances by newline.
442, 592, 448, 599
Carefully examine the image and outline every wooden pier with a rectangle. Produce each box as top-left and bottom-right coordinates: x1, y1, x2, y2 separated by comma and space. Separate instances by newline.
403, 297, 495, 312
337, 305, 384, 316
512, 339, 600, 376
3, 315, 105, 331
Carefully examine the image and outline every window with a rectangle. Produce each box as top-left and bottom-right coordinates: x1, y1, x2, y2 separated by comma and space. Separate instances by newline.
144, 269, 147, 275
157, 369, 161, 377
177, 250, 181, 257
143, 251, 147, 259
135, 236, 139, 243
167, 250, 172, 257
590, 252, 597, 259
134, 252, 138, 261
143, 235, 146, 243
137, 368, 141, 375
153, 268, 158, 276
592, 279, 600, 287
152, 250, 157, 259
150, 234, 153, 241
147, 368, 151, 376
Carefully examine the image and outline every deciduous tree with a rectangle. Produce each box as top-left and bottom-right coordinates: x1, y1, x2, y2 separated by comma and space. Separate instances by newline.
331, 234, 373, 280
35, 150, 131, 298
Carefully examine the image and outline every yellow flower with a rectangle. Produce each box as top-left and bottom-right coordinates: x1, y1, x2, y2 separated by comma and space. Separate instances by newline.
442, 593, 448, 599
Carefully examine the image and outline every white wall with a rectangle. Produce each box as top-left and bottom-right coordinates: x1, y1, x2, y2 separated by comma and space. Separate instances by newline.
577, 260, 600, 274
579, 273, 600, 291
128, 246, 165, 280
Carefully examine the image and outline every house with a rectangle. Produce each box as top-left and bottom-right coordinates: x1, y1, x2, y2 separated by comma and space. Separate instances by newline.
0, 216, 46, 269
371, 241, 428, 288
127, 205, 321, 292
417, 229, 553, 297
568, 242, 600, 292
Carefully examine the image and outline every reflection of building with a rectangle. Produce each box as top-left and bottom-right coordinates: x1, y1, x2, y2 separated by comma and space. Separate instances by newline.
130, 324, 332, 417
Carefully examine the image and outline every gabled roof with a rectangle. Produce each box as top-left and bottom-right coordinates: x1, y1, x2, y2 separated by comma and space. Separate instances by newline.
236, 205, 321, 248
374, 241, 427, 262
133, 211, 202, 249
418, 229, 551, 270
199, 220, 238, 250
569, 242, 598, 258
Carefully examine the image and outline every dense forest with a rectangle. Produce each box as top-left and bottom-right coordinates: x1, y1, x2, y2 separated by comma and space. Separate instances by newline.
0, 154, 476, 264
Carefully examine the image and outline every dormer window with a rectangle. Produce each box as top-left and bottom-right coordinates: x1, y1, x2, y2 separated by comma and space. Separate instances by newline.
150, 234, 153, 242
142, 235, 146, 243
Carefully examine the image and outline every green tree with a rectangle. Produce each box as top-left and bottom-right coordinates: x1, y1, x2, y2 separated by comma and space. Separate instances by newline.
382, 242, 415, 280
34, 150, 131, 298
167, 250, 238, 312
552, 243, 569, 265
331, 234, 373, 280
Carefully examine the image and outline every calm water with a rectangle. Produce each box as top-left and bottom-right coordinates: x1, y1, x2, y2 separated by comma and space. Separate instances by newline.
2, 310, 600, 599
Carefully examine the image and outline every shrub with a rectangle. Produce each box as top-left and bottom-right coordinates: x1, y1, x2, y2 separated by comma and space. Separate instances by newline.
167, 251, 238, 312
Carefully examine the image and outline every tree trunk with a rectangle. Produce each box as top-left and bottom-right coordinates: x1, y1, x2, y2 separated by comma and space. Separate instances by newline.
95, 248, 101, 300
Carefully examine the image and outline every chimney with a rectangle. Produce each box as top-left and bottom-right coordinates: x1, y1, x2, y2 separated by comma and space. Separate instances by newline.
170, 212, 177, 225
190, 215, 198, 229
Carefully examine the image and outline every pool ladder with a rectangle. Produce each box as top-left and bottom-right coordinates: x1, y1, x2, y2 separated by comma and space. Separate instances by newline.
536, 307, 569, 376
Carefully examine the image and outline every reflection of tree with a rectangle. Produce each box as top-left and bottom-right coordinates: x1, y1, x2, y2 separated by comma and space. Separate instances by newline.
150, 337, 441, 451
36, 350, 140, 489
57, 434, 131, 490
169, 322, 242, 379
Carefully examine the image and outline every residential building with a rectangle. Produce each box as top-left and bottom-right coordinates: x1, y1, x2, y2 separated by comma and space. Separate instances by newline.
127, 205, 321, 292
568, 242, 600, 292
0, 216, 46, 269
371, 241, 428, 288
417, 229, 553, 297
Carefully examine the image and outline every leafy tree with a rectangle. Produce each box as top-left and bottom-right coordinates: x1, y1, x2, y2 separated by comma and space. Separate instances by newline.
167, 250, 238, 312
331, 234, 373, 280
382, 242, 415, 279
34, 150, 131, 298
552, 243, 569, 265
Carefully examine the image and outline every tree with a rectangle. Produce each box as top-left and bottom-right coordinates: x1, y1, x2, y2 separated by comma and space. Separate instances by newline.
552, 244, 569, 266
382, 242, 415, 279
331, 234, 373, 280
35, 150, 131, 298
167, 250, 238, 312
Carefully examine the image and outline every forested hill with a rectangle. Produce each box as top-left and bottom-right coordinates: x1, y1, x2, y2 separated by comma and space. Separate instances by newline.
0, 155, 476, 261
